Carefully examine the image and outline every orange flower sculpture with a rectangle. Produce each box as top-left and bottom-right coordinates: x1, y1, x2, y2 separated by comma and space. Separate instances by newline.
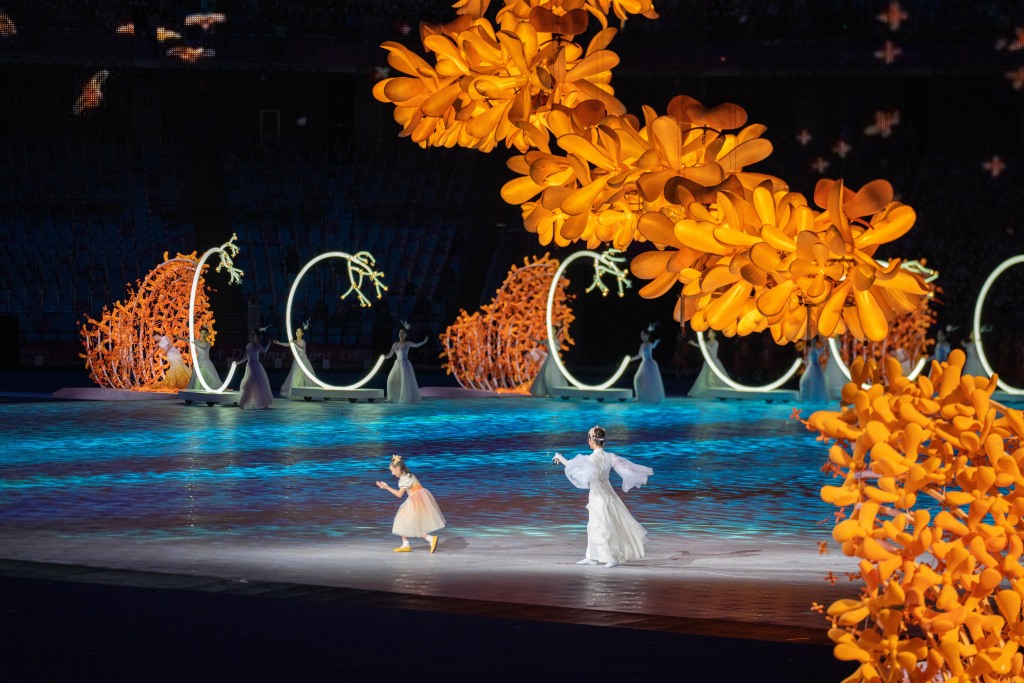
374, 0, 931, 344
440, 254, 574, 391
806, 351, 1024, 681
80, 253, 216, 391
837, 284, 939, 382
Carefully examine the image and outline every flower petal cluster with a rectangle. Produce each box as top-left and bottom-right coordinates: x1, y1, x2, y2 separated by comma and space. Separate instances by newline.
372, 1, 637, 152
374, 0, 928, 344
806, 351, 1024, 681
633, 177, 931, 343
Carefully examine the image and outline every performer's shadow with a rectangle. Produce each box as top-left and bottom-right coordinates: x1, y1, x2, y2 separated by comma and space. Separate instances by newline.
436, 535, 469, 551
667, 548, 762, 565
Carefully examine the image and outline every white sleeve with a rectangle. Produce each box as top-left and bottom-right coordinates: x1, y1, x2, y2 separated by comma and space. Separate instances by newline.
562, 454, 594, 490
610, 454, 653, 492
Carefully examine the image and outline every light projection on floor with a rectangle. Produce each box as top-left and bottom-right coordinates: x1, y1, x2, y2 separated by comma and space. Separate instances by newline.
187, 234, 244, 393
973, 254, 1024, 394
441, 255, 574, 392
285, 251, 388, 393
80, 252, 216, 390
545, 249, 632, 391
696, 331, 803, 393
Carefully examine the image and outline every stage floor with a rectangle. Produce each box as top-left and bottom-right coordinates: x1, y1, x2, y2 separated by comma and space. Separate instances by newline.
1, 392, 862, 672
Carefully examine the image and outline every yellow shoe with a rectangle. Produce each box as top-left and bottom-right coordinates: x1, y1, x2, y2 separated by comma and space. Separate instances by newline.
393, 546, 411, 552
429, 535, 439, 554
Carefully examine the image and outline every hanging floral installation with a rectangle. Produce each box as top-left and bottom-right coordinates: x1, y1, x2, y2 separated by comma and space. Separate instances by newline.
806, 352, 1024, 681
373, 0, 932, 348
835, 262, 940, 384
440, 254, 574, 392
79, 253, 217, 391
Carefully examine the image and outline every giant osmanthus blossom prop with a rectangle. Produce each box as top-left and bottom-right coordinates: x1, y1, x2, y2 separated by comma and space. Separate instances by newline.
80, 253, 218, 390
441, 254, 574, 391
806, 352, 1024, 681
373, 0, 932, 345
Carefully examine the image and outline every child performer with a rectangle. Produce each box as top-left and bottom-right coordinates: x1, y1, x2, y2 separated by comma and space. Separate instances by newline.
551, 426, 653, 568
375, 454, 445, 553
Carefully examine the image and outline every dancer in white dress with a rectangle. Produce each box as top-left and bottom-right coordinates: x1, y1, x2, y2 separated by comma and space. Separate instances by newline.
962, 330, 989, 378
800, 337, 830, 404
153, 333, 191, 389
529, 329, 567, 397
376, 454, 445, 553
239, 330, 274, 409
932, 328, 951, 365
631, 324, 665, 404
551, 426, 653, 568
823, 344, 848, 401
385, 324, 427, 403
688, 330, 725, 398
272, 325, 311, 398
178, 326, 221, 390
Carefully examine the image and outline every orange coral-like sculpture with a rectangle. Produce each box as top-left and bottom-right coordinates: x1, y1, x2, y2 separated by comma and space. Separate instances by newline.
440, 254, 574, 391
806, 351, 1024, 681
80, 253, 216, 390
373, 0, 931, 344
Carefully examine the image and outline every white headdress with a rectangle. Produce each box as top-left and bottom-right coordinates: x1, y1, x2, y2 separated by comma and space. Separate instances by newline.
646, 321, 659, 333
400, 319, 411, 331
302, 318, 311, 331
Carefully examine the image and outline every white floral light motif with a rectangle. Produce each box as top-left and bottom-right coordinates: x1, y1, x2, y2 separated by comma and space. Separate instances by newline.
339, 250, 388, 307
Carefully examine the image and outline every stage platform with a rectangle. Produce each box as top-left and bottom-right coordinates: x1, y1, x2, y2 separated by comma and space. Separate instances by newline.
288, 387, 385, 402
702, 387, 800, 402
179, 389, 241, 406
0, 392, 858, 680
550, 385, 634, 402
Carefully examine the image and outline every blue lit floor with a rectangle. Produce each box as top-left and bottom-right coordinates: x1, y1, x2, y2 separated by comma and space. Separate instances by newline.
0, 394, 859, 634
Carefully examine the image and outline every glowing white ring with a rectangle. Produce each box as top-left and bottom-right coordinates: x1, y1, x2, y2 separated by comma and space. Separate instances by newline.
974, 255, 1024, 394
696, 331, 804, 392
545, 250, 631, 391
285, 252, 386, 390
826, 337, 927, 387
189, 250, 241, 393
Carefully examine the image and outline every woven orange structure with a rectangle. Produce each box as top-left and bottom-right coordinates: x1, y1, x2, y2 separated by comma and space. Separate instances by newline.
79, 253, 216, 390
440, 255, 574, 392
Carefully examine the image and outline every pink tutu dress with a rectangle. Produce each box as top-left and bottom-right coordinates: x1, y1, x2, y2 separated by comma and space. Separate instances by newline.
391, 473, 446, 538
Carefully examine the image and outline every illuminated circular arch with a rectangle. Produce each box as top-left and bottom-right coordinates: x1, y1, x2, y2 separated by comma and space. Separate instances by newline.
545, 250, 632, 391
188, 245, 242, 393
827, 337, 928, 387
285, 251, 386, 391
974, 255, 1024, 394
696, 331, 804, 392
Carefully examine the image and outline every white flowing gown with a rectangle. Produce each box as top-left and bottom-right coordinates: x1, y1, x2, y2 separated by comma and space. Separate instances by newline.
386, 342, 421, 404
280, 339, 311, 398
632, 341, 665, 404
562, 448, 652, 564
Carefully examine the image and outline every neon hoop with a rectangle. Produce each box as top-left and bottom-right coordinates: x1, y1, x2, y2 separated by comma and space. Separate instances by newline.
285, 251, 386, 390
544, 250, 632, 391
696, 331, 804, 392
974, 255, 1024, 394
188, 249, 242, 393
